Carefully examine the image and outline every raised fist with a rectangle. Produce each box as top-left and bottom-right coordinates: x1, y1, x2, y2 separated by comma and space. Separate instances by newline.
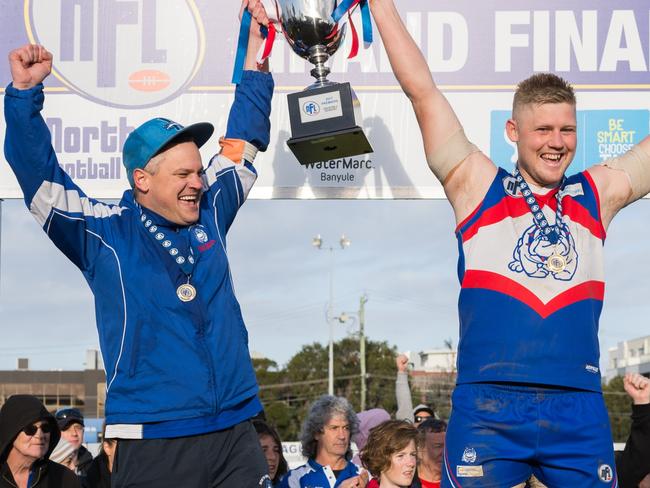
396, 354, 409, 373
248, 0, 271, 28
623, 372, 650, 405
240, 0, 270, 28
8, 44, 52, 90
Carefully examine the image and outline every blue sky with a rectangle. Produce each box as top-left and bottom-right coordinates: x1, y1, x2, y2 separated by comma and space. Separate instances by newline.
1, 196, 649, 376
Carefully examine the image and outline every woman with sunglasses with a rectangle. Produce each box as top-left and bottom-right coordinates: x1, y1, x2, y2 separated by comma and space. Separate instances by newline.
0, 395, 80, 488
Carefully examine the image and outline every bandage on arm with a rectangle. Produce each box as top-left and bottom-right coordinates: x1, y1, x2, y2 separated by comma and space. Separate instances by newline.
425, 128, 480, 183
601, 144, 650, 201
218, 137, 259, 164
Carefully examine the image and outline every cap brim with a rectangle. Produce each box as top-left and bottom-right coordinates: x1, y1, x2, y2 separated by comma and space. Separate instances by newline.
151, 122, 215, 160
58, 419, 84, 430
414, 407, 435, 417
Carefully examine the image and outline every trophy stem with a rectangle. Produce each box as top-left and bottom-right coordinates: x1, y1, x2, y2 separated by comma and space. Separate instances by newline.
308, 45, 331, 87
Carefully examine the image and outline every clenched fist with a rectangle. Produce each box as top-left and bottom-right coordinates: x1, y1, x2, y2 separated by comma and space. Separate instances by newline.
8, 44, 52, 90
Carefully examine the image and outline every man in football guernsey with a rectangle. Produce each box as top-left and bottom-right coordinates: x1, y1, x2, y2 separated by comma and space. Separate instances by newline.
4, 1, 277, 486
370, 0, 650, 486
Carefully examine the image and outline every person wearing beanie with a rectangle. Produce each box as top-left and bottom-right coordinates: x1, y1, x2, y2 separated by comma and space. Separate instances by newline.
4, 1, 274, 485
351, 409, 391, 466
0, 395, 80, 488
412, 405, 435, 427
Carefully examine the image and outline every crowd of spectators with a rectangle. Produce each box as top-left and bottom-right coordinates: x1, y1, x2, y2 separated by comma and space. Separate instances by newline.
0, 360, 647, 487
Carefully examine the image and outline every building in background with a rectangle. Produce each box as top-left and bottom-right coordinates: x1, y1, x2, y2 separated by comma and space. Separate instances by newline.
606, 335, 650, 381
0, 349, 106, 418
408, 348, 457, 374
404, 347, 457, 419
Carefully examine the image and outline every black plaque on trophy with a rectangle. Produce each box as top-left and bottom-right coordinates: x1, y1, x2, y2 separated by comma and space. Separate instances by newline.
286, 82, 373, 164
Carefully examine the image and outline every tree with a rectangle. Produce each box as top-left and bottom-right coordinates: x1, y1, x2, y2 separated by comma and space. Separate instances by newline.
256, 337, 402, 441
252, 357, 295, 437
603, 376, 633, 442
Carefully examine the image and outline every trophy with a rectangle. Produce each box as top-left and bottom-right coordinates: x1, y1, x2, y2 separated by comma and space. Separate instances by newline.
276, 0, 373, 164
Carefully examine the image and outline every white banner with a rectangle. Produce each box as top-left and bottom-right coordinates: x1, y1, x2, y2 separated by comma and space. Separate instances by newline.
1, 1, 649, 199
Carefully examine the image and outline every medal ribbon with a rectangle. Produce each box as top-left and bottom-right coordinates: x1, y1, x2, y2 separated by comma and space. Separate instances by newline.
138, 210, 202, 278
513, 167, 565, 244
233, 1, 281, 83
231, 8, 253, 84
332, 0, 373, 58
259, 23, 276, 63
347, 10, 359, 58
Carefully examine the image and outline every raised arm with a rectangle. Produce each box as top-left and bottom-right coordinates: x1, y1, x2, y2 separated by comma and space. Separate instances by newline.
394, 354, 414, 422
4, 45, 121, 272
203, 0, 274, 232
616, 373, 650, 487
369, 0, 495, 221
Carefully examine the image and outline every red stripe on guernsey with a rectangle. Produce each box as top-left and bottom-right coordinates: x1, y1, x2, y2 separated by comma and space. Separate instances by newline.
461, 198, 530, 242
561, 197, 605, 239
462, 270, 604, 318
455, 201, 481, 233
583, 170, 607, 238
443, 447, 463, 487
460, 192, 604, 243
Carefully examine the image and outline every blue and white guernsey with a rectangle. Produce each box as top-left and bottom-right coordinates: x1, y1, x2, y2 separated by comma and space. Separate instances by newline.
278, 459, 362, 488
455, 167, 606, 392
3, 71, 274, 438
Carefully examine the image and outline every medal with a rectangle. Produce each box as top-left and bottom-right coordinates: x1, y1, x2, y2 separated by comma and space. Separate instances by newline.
139, 207, 209, 303
546, 253, 567, 273
177, 283, 197, 302
513, 168, 572, 275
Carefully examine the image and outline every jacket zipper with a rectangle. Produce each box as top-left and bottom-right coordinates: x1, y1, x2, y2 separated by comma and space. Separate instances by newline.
1, 465, 40, 488
196, 309, 219, 414
1, 473, 17, 488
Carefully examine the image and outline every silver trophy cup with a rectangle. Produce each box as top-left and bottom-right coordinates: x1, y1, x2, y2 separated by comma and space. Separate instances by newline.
276, 0, 373, 164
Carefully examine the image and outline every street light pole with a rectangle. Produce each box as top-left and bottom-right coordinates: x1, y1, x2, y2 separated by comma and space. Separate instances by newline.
336, 293, 368, 410
327, 246, 334, 396
359, 294, 368, 411
313, 234, 350, 396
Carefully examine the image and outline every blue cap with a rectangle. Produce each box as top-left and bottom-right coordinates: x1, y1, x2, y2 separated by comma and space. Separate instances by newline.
122, 117, 214, 187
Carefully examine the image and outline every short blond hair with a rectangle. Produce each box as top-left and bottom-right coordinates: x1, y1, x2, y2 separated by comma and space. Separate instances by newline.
513, 73, 576, 117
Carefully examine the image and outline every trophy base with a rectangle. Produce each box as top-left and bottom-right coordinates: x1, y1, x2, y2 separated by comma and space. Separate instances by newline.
287, 126, 373, 165
286, 82, 373, 165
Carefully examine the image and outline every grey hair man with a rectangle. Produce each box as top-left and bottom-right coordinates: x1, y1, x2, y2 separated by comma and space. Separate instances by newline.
278, 395, 367, 488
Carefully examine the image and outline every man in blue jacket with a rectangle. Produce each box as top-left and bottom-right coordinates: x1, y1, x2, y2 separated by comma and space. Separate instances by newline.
279, 396, 368, 488
4, 1, 274, 486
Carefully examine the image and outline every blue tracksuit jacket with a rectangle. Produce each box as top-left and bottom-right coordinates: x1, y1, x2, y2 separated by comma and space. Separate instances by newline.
3, 71, 274, 438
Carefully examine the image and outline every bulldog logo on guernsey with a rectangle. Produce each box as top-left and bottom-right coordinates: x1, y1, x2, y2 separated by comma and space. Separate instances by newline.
26, 0, 205, 108
461, 447, 477, 464
509, 222, 578, 281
